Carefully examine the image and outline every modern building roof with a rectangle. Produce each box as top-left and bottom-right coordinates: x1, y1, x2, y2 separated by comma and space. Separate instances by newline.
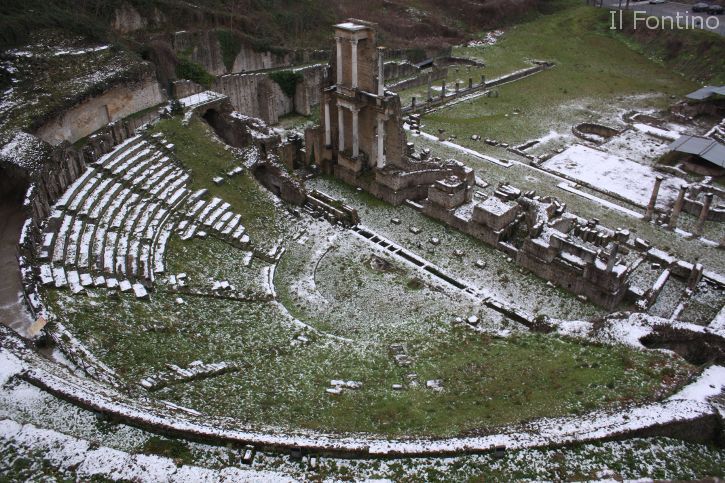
668, 135, 725, 168
685, 85, 725, 101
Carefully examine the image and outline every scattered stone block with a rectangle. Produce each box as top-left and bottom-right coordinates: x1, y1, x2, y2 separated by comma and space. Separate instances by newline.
391, 217, 401, 225
430, 237, 441, 245
326, 387, 342, 395
80, 273, 93, 286
453, 249, 464, 257
212, 176, 225, 185
392, 384, 404, 390
475, 260, 486, 269
119, 280, 132, 292
409, 226, 421, 234
242, 446, 255, 465
132, 284, 148, 299
467, 315, 479, 325
426, 379, 443, 391
175, 297, 185, 305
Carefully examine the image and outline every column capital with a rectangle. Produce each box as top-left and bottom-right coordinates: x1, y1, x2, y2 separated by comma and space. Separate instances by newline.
348, 38, 359, 45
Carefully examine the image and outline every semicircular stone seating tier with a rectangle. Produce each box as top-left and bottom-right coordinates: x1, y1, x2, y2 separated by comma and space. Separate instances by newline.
36, 133, 251, 298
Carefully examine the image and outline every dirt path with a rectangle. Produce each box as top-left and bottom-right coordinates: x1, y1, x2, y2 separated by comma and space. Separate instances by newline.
0, 203, 33, 336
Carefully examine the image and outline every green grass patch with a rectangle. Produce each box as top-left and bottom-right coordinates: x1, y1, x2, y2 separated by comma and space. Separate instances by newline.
175, 57, 214, 88
140, 436, 193, 464
420, 2, 697, 145
149, 116, 283, 244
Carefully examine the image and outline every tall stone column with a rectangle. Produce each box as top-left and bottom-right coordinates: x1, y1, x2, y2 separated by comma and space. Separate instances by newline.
337, 105, 345, 152
377, 46, 385, 96
351, 107, 359, 158
644, 175, 664, 221
694, 192, 713, 236
606, 242, 619, 272
668, 183, 688, 230
324, 102, 331, 146
350, 39, 359, 89
336, 37, 343, 85
377, 116, 385, 168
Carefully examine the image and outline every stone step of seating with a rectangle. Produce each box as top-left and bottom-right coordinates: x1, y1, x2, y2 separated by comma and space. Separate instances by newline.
196, 198, 222, 222
221, 215, 242, 237
53, 266, 67, 288
95, 135, 144, 169
139, 164, 174, 193
186, 199, 207, 218
180, 223, 198, 241
103, 231, 117, 274
165, 186, 189, 207
118, 158, 165, 191
111, 193, 140, 230
203, 202, 231, 228
66, 171, 102, 213
88, 182, 122, 221
54, 168, 97, 211
157, 177, 187, 205
91, 224, 108, 272
102, 141, 149, 173
119, 153, 165, 183
145, 207, 168, 242
110, 147, 156, 177
38, 232, 54, 261
213, 212, 233, 231
77, 178, 113, 219
38, 264, 54, 286
64, 219, 85, 267
77, 222, 96, 268
149, 170, 186, 198
154, 222, 174, 275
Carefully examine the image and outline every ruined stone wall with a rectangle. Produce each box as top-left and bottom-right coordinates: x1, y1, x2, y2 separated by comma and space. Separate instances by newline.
384, 61, 419, 82
172, 31, 294, 77
212, 65, 325, 124
35, 74, 165, 146
293, 66, 327, 116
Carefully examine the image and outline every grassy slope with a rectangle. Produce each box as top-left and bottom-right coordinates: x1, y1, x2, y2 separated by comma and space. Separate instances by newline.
420, 1, 698, 145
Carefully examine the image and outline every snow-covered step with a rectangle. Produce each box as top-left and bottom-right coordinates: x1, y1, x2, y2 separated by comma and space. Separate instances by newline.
109, 146, 151, 175
54, 168, 97, 210
186, 199, 207, 218
103, 231, 117, 274
213, 211, 233, 231
204, 202, 230, 227
88, 182, 122, 221
197, 198, 221, 223
222, 214, 242, 237
67, 173, 102, 213
39, 232, 54, 261
64, 219, 85, 266
52, 267, 67, 288
78, 178, 112, 218
39, 264, 54, 285
52, 215, 73, 263
67, 270, 83, 294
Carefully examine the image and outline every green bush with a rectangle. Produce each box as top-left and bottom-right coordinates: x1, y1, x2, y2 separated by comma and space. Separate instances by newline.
176, 58, 214, 88
269, 70, 303, 98
216, 29, 242, 72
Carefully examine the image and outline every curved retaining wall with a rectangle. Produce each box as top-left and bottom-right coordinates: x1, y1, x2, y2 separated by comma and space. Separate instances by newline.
3, 318, 721, 459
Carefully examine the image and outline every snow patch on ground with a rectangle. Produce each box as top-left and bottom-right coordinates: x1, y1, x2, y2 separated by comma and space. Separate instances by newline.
544, 144, 683, 208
